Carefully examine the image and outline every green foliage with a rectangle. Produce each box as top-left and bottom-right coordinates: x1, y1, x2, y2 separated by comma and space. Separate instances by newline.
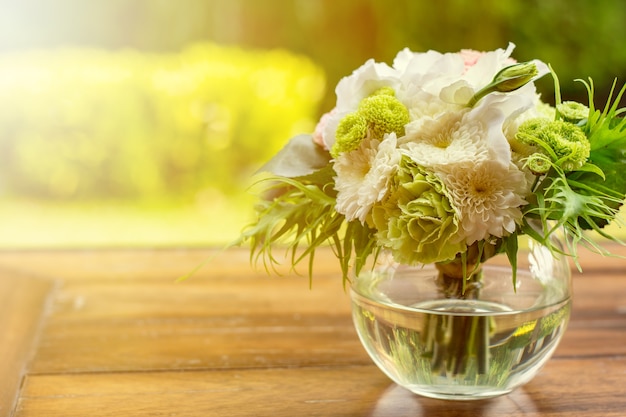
579, 80, 626, 198
517, 73, 626, 264
0, 44, 325, 202
522, 170, 622, 263
235, 165, 378, 286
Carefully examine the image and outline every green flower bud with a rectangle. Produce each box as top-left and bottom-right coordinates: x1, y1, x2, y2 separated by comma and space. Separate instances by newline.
492, 62, 539, 93
371, 157, 464, 265
557, 101, 589, 124
468, 61, 544, 107
525, 153, 552, 175
516, 118, 590, 172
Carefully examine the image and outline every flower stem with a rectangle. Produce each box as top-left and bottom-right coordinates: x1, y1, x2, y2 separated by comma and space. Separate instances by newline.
425, 262, 491, 377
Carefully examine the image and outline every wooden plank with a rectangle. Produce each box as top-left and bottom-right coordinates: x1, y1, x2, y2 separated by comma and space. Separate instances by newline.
38, 272, 625, 322
27, 309, 626, 375
27, 264, 360, 373
570, 274, 626, 314
5, 247, 626, 416
30, 314, 369, 373
41, 275, 353, 321
15, 358, 626, 417
24, 251, 626, 374
26, 280, 626, 375
0, 247, 344, 281
0, 272, 54, 417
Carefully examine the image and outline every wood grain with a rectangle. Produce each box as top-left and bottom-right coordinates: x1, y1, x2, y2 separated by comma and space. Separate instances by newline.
0, 271, 54, 417
14, 360, 626, 417
0, 246, 624, 416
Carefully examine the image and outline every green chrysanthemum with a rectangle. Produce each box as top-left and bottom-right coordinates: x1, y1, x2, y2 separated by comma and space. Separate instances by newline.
371, 157, 464, 265
516, 118, 590, 171
557, 101, 589, 124
525, 152, 552, 174
332, 113, 368, 157
331, 88, 409, 157
358, 93, 409, 139
371, 86, 396, 97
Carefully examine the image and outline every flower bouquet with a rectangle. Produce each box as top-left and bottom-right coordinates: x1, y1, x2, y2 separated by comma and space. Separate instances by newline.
234, 43, 626, 398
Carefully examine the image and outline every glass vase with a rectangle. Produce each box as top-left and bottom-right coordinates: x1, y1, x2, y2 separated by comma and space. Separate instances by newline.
350, 236, 572, 400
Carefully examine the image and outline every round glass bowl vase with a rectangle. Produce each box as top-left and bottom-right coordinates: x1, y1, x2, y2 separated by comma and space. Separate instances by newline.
350, 239, 572, 400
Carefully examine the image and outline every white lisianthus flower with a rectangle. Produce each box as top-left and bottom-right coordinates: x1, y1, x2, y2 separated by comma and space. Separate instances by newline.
335, 59, 400, 110
334, 133, 401, 223
453, 43, 548, 103
438, 160, 529, 245
393, 48, 467, 106
400, 85, 463, 122
393, 43, 514, 106
393, 43, 549, 109
394, 49, 464, 84
393, 48, 451, 74
461, 43, 517, 89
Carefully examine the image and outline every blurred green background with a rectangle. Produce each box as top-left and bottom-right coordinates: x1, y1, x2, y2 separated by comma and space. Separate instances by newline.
1, 0, 625, 248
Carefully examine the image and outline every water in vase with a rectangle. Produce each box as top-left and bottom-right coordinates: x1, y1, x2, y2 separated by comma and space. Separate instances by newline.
351, 292, 570, 400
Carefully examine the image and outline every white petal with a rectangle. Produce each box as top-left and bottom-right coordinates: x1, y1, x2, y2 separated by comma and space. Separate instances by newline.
335, 59, 400, 111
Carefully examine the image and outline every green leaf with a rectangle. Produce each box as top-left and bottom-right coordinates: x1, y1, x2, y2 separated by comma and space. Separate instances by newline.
524, 169, 621, 264
234, 170, 379, 288
342, 220, 379, 288
503, 232, 519, 290
573, 162, 605, 179
566, 79, 626, 228
293, 164, 337, 193
256, 134, 332, 178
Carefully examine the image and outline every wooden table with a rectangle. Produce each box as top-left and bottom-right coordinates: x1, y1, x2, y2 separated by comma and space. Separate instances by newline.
1, 245, 625, 416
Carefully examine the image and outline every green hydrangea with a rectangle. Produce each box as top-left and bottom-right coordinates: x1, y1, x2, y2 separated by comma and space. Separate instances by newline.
331, 88, 409, 157
516, 118, 590, 172
371, 157, 464, 265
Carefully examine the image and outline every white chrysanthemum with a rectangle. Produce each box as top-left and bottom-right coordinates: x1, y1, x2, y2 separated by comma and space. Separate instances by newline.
401, 110, 492, 167
401, 93, 534, 170
334, 133, 401, 223
438, 160, 529, 244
